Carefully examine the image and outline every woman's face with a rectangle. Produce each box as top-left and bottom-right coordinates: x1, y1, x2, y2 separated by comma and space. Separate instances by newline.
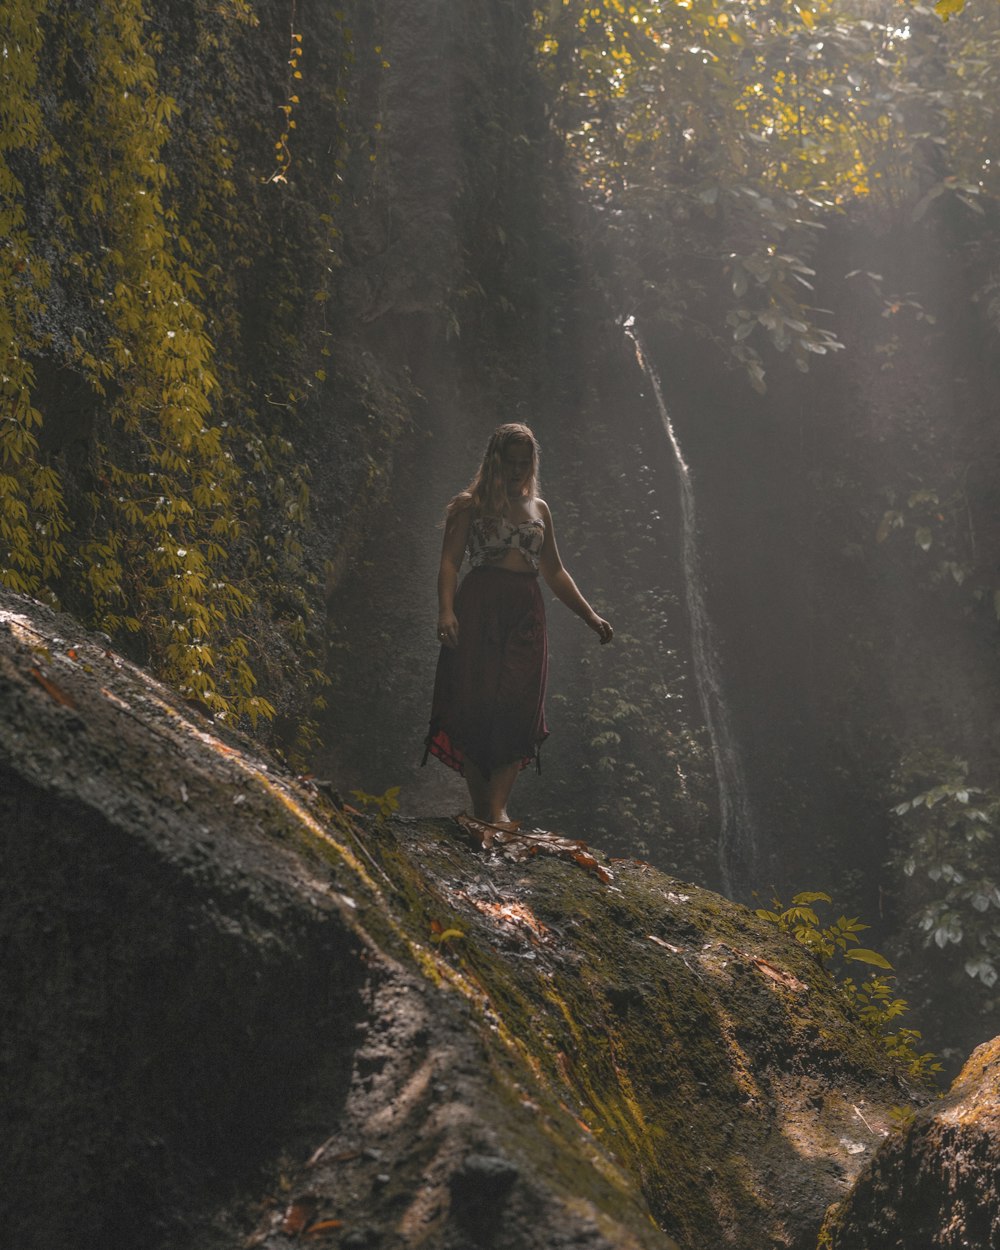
501, 442, 534, 496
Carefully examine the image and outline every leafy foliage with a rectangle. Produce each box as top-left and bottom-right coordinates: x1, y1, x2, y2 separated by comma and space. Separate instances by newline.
0, 0, 70, 592
891, 755, 1000, 992
757, 891, 942, 1085
0, 1, 263, 715
350, 785, 401, 821
0, 0, 382, 741
534, 0, 1000, 387
535, 0, 1000, 1063
755, 890, 891, 969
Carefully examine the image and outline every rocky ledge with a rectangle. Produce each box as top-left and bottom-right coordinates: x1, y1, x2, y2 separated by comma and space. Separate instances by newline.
1, 587, 988, 1250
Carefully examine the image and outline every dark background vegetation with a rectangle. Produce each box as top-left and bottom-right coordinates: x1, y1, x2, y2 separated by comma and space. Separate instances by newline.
3, 0, 1000, 1067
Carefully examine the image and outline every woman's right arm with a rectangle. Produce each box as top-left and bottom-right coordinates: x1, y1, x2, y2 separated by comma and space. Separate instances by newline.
437, 506, 473, 648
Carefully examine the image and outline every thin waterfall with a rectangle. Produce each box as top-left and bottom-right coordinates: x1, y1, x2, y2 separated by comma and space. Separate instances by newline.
624, 319, 759, 898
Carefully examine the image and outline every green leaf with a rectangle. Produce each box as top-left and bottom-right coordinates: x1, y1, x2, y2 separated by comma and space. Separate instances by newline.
934, 0, 965, 19
876, 511, 902, 543
844, 948, 894, 970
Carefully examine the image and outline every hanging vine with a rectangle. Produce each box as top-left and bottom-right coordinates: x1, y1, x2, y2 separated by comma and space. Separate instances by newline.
0, 0, 70, 596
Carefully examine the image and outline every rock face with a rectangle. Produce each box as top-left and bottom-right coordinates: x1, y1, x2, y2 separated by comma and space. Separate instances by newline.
820, 1034, 1000, 1249
0, 587, 929, 1249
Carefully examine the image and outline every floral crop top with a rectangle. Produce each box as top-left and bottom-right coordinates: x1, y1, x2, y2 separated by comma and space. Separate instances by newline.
468, 514, 545, 571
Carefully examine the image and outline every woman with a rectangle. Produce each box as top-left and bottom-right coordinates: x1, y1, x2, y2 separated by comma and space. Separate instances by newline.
423, 423, 613, 827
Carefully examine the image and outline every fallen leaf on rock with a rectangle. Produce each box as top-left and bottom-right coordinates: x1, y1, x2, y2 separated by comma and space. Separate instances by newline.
852, 1103, 887, 1136
303, 1219, 344, 1237
30, 666, 77, 709
305, 1138, 334, 1168
750, 956, 807, 992
305, 1140, 360, 1168
555, 1051, 574, 1085
570, 847, 613, 882
559, 1100, 593, 1133
281, 1195, 318, 1235
462, 896, 550, 942
455, 814, 613, 884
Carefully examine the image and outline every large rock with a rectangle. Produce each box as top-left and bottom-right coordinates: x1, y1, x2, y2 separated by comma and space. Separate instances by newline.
820, 1034, 1000, 1248
0, 588, 923, 1249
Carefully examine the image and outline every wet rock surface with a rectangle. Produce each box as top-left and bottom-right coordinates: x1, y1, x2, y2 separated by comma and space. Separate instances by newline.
0, 587, 951, 1249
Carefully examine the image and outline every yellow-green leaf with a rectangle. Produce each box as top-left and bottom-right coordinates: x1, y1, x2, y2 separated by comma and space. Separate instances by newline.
843, 948, 894, 970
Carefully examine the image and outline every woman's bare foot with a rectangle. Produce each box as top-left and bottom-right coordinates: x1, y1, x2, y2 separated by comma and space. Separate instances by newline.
465, 760, 521, 829
464, 809, 520, 831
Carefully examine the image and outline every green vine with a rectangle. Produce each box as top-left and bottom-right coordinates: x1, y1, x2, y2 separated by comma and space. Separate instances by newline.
0, 0, 70, 597
0, 0, 373, 730
266, 15, 303, 186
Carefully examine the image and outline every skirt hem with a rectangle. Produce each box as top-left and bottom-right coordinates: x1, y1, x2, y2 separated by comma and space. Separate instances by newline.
422, 725, 546, 779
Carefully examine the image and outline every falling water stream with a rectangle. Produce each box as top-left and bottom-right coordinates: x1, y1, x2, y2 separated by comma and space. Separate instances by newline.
625, 319, 759, 898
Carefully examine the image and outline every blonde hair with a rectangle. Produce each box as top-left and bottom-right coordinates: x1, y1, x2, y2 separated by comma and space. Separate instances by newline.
447, 423, 541, 518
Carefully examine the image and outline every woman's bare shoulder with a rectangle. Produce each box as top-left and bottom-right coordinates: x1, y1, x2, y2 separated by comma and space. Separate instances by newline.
447, 490, 475, 513
445, 493, 479, 530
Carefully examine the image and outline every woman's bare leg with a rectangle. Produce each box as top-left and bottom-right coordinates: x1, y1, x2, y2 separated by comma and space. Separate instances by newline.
464, 761, 491, 820
464, 759, 522, 824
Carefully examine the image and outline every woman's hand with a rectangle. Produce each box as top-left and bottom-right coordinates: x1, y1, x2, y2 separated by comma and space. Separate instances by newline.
589, 615, 614, 645
437, 612, 459, 649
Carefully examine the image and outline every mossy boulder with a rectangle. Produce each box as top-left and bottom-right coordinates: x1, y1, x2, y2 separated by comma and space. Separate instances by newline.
819, 1033, 1000, 1248
0, 587, 924, 1249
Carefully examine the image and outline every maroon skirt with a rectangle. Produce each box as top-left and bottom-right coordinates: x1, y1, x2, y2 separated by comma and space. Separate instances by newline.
424, 565, 548, 778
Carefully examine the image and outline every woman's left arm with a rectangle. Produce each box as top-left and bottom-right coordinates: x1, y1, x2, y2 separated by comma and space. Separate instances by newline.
538, 501, 614, 644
